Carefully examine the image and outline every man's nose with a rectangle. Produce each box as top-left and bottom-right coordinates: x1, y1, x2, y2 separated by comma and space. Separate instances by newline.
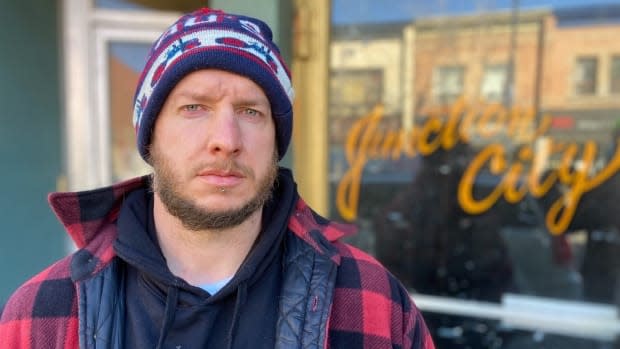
207, 108, 243, 157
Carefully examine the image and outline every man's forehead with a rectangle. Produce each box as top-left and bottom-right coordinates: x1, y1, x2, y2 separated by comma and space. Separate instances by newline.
168, 70, 271, 104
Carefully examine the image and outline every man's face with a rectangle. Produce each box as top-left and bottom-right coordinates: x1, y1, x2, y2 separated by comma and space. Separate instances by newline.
150, 69, 279, 230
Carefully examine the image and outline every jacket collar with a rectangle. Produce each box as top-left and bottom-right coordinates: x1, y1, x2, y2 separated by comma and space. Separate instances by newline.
286, 197, 356, 265
48, 176, 150, 248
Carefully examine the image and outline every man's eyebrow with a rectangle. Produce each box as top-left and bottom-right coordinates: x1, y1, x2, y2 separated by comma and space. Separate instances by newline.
235, 97, 270, 106
170, 90, 213, 102
169, 91, 269, 106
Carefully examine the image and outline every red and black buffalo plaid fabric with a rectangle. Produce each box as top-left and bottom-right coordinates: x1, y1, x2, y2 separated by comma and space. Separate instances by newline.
0, 176, 434, 349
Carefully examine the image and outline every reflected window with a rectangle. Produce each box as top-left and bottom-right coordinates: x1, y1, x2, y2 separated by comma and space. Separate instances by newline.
433, 65, 464, 104
481, 64, 508, 103
328, 69, 384, 148
610, 55, 620, 94
329, 69, 383, 118
574, 56, 598, 95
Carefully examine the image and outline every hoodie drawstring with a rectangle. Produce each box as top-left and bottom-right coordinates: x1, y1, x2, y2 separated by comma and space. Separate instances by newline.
226, 282, 248, 349
156, 285, 179, 349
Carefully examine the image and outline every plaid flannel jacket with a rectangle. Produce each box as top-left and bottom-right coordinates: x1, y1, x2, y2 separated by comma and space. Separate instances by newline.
0, 175, 435, 349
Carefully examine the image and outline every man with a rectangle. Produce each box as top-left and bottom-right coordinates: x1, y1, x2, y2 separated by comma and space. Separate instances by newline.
0, 7, 434, 349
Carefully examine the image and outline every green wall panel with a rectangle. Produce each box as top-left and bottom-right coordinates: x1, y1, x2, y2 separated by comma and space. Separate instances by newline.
0, 1, 64, 304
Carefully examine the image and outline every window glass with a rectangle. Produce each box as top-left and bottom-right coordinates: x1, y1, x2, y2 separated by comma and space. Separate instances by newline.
330, 1, 620, 348
108, 42, 152, 181
575, 57, 598, 95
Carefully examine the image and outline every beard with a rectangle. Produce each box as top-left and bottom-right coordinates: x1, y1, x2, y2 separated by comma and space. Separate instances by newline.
150, 149, 279, 231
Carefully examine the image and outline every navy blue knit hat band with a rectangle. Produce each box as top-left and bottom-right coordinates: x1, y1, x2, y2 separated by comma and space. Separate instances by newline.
133, 8, 294, 161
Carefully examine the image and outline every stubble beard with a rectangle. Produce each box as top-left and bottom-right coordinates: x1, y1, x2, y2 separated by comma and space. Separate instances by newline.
150, 149, 279, 231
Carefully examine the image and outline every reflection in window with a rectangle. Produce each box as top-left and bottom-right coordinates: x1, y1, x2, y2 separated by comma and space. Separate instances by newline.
574, 56, 597, 95
328, 2, 620, 347
610, 55, 620, 94
433, 65, 465, 104
327, 69, 384, 158
329, 69, 383, 119
481, 64, 508, 103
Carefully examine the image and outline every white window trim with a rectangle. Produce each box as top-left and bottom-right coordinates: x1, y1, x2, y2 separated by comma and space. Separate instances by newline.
62, 0, 95, 191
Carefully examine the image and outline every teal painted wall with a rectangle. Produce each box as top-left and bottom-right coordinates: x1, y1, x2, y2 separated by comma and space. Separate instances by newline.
0, 1, 64, 304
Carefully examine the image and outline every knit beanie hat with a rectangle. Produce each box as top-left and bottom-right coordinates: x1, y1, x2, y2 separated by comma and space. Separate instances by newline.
133, 7, 294, 161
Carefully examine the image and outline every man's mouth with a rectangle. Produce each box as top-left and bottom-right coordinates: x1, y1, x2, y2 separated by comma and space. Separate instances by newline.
196, 168, 245, 187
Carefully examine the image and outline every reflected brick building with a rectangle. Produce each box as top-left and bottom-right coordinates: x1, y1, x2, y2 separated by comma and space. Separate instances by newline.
332, 4, 620, 148
329, 6, 620, 347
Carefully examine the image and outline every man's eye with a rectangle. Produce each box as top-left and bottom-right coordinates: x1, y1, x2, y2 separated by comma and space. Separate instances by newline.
243, 108, 260, 117
182, 104, 202, 112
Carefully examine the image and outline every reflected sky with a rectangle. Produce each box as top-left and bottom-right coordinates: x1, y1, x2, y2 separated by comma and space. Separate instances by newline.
333, 0, 620, 24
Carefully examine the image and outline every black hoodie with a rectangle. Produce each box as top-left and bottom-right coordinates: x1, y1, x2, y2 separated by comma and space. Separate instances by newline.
114, 169, 297, 349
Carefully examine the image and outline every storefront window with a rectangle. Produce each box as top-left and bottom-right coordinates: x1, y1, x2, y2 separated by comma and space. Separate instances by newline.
329, 1, 620, 347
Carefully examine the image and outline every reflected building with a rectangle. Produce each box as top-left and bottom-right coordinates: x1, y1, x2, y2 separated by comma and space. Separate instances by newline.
328, 4, 620, 349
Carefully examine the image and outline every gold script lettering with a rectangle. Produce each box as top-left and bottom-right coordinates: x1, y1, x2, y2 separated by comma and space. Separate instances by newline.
336, 99, 620, 235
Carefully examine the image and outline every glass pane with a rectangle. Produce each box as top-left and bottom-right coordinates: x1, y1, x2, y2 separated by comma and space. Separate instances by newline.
330, 1, 620, 347
108, 42, 152, 181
